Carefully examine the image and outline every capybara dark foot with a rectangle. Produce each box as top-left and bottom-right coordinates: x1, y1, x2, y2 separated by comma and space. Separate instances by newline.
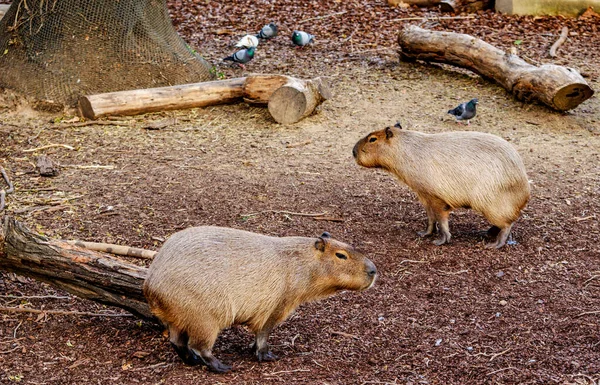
433, 237, 448, 246
417, 230, 433, 237
257, 350, 278, 362
203, 356, 232, 373
485, 240, 503, 249
171, 342, 202, 366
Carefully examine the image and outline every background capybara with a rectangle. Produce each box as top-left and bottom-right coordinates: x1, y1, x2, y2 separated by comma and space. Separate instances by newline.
353, 123, 530, 248
143, 227, 377, 373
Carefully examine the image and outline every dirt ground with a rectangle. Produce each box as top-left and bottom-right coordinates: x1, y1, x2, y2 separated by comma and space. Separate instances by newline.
1, 1, 599, 384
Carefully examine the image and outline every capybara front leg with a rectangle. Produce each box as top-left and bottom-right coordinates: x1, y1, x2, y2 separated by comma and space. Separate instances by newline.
252, 328, 278, 362
189, 333, 232, 373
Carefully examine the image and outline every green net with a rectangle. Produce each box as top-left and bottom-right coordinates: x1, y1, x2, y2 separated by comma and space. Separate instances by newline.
0, 0, 214, 107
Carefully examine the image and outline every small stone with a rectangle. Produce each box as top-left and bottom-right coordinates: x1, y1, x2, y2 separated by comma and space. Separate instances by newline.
499, 300, 508, 306
496, 271, 505, 278
435, 338, 442, 346
466, 346, 473, 352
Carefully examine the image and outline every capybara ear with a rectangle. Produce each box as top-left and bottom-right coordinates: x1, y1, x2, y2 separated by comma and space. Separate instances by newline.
385, 126, 395, 139
394, 121, 402, 129
314, 234, 329, 252
320, 232, 331, 239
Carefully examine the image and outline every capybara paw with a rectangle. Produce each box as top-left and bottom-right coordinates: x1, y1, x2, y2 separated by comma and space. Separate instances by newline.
207, 360, 232, 373
171, 343, 202, 366
417, 230, 432, 238
433, 237, 448, 246
257, 350, 278, 362
485, 240, 505, 249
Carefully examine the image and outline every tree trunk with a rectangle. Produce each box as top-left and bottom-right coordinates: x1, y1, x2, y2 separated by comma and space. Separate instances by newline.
79, 74, 331, 124
0, 216, 154, 321
398, 25, 594, 111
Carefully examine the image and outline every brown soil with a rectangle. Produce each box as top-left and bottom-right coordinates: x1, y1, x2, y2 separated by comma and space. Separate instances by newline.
1, 1, 599, 384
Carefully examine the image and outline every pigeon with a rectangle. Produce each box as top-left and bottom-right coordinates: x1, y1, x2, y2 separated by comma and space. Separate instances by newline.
256, 22, 278, 39
291, 30, 315, 47
448, 98, 478, 125
223, 47, 255, 69
235, 34, 259, 49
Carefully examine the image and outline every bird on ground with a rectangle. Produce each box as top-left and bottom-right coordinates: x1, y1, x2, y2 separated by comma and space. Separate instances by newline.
448, 98, 478, 125
223, 47, 255, 69
291, 30, 315, 48
256, 23, 278, 39
235, 34, 259, 49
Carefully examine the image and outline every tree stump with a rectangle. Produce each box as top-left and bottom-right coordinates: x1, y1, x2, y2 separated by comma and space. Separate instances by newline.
398, 25, 594, 111
267, 77, 332, 124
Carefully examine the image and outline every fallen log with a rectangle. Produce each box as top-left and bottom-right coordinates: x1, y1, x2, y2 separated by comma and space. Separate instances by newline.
78, 74, 331, 124
0, 216, 154, 321
398, 25, 594, 111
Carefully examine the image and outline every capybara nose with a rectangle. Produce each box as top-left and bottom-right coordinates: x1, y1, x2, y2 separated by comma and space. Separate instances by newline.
352, 143, 358, 158
366, 260, 377, 277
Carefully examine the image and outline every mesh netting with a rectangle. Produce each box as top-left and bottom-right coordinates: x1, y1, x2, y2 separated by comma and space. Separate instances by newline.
0, 0, 214, 106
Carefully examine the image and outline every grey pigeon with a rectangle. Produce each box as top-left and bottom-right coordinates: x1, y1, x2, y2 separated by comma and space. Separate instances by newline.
448, 98, 478, 125
291, 30, 314, 47
256, 23, 278, 39
223, 47, 255, 69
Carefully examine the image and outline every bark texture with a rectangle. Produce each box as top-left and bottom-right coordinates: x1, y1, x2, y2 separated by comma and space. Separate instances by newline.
0, 217, 153, 321
398, 25, 594, 111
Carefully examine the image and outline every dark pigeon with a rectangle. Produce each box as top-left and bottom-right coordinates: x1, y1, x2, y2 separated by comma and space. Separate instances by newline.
291, 30, 315, 47
223, 47, 255, 69
448, 98, 478, 125
256, 23, 278, 39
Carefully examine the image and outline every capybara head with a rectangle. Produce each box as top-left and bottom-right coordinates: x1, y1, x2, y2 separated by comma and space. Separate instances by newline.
352, 122, 402, 169
313, 232, 377, 292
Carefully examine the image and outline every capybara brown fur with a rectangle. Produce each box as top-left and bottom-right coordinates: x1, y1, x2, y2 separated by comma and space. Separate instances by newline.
352, 123, 530, 248
143, 226, 377, 373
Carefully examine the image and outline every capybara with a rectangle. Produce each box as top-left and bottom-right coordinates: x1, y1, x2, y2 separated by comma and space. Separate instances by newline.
352, 123, 530, 248
143, 226, 377, 373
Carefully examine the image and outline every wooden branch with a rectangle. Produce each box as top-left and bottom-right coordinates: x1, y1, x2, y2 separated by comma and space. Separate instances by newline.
79, 74, 331, 124
549, 26, 569, 58
0, 306, 134, 318
398, 25, 594, 111
0, 216, 154, 321
65, 240, 157, 260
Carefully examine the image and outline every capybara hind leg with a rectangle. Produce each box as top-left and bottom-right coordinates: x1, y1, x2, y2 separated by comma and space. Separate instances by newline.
431, 205, 451, 246
486, 223, 513, 249
487, 225, 501, 237
252, 329, 278, 362
188, 334, 232, 373
168, 326, 202, 366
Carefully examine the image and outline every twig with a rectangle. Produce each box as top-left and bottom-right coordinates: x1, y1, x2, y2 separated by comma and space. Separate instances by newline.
549, 26, 568, 58
54, 120, 133, 129
298, 11, 346, 24
0, 295, 70, 300
61, 164, 115, 169
23, 144, 75, 153
435, 269, 469, 276
265, 368, 310, 376
486, 367, 518, 376
331, 331, 360, 340
130, 362, 172, 372
489, 348, 511, 362
286, 140, 312, 148
576, 310, 600, 317
0, 346, 20, 354
573, 215, 595, 222
399, 259, 428, 264
388, 15, 475, 22
0, 306, 134, 318
0, 166, 15, 212
583, 275, 599, 287
65, 240, 157, 260
241, 210, 327, 218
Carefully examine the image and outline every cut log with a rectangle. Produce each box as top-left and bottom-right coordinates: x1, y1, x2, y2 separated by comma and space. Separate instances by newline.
267, 77, 332, 124
78, 74, 331, 124
0, 217, 154, 321
398, 25, 594, 111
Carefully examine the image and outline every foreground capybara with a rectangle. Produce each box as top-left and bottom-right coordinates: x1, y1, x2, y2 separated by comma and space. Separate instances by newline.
143, 226, 377, 373
352, 123, 530, 248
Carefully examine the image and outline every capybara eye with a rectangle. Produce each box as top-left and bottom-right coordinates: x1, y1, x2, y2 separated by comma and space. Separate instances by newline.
369, 137, 377, 143
335, 252, 348, 260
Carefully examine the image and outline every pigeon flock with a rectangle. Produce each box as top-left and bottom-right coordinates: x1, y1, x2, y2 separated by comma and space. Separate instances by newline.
222, 22, 314, 68
223, 22, 479, 124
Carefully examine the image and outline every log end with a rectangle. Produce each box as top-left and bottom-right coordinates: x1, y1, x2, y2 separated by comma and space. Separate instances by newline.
553, 83, 594, 111
78, 96, 96, 120
268, 86, 309, 124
